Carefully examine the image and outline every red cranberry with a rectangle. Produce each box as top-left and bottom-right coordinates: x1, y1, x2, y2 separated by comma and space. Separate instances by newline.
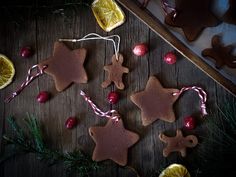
164, 51, 177, 64
65, 117, 78, 129
184, 116, 196, 130
20, 46, 33, 58
36, 91, 50, 103
132, 43, 149, 56
108, 91, 119, 104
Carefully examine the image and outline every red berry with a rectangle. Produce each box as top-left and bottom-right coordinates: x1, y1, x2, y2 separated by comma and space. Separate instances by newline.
20, 46, 33, 58
108, 91, 119, 104
132, 43, 148, 56
65, 117, 77, 129
164, 51, 177, 64
36, 91, 50, 103
183, 116, 196, 130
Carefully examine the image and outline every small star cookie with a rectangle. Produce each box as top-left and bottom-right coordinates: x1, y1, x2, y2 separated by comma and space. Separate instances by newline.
130, 76, 180, 126
38, 42, 87, 91
89, 119, 139, 166
165, 0, 219, 41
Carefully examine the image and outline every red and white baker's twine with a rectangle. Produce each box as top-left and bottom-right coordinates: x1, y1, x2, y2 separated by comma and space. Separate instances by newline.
80, 90, 120, 121
173, 86, 208, 116
5, 65, 47, 103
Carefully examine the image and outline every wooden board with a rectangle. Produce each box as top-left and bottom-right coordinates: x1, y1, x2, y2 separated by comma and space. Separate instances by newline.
117, 0, 236, 97
0, 3, 235, 177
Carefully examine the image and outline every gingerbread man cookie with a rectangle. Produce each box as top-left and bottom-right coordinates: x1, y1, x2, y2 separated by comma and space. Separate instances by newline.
101, 54, 129, 90
159, 129, 198, 157
202, 35, 236, 69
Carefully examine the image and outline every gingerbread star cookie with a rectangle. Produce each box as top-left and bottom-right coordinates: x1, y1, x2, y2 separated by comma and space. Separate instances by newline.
159, 129, 198, 157
130, 76, 180, 126
165, 0, 219, 41
101, 54, 129, 90
38, 42, 88, 92
202, 35, 236, 69
89, 119, 139, 166
223, 0, 236, 25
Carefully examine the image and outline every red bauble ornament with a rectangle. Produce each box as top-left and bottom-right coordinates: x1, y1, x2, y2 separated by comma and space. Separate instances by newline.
108, 91, 119, 104
164, 51, 177, 64
183, 116, 196, 130
65, 117, 78, 129
36, 91, 50, 103
20, 46, 33, 58
132, 43, 148, 56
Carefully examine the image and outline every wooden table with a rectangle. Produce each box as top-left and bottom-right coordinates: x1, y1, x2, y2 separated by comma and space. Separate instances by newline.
0, 5, 235, 177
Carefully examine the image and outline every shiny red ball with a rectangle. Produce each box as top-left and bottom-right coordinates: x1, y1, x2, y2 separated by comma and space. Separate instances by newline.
164, 51, 177, 64
132, 43, 149, 56
184, 116, 196, 130
20, 46, 33, 58
36, 91, 50, 103
108, 91, 119, 104
65, 117, 78, 129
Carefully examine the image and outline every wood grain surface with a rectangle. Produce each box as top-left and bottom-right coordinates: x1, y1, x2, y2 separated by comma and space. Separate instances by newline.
0, 4, 235, 177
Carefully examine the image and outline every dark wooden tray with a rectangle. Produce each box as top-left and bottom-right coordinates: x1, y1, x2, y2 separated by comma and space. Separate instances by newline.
117, 0, 236, 97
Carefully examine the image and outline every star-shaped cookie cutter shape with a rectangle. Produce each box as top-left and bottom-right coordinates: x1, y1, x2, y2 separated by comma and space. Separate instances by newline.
89, 119, 139, 166
165, 0, 219, 41
38, 42, 88, 92
130, 76, 180, 126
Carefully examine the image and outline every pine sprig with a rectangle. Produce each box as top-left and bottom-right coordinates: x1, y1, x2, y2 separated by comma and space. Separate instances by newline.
1, 115, 101, 177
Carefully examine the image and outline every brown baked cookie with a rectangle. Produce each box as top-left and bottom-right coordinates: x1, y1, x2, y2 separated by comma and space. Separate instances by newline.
202, 35, 236, 69
89, 119, 139, 166
130, 76, 180, 126
223, 0, 236, 25
38, 42, 87, 92
101, 54, 129, 90
165, 0, 220, 41
159, 129, 198, 157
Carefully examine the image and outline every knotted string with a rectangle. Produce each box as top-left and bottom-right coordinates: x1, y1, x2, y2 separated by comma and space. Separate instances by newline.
59, 33, 121, 61
80, 90, 120, 122
173, 86, 208, 116
5, 65, 47, 103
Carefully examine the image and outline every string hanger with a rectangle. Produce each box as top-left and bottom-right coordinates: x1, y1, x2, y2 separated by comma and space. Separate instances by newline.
59, 33, 121, 61
5, 65, 47, 103
80, 90, 120, 122
173, 86, 208, 116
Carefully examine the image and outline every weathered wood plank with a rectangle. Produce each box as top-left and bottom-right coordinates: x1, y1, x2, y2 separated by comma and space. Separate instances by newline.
0, 5, 236, 177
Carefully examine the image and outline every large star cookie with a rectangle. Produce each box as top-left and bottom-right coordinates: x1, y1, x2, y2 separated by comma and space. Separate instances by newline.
223, 0, 236, 25
130, 76, 180, 126
202, 35, 236, 69
38, 42, 87, 92
89, 119, 139, 166
165, 0, 219, 41
159, 129, 198, 157
101, 54, 129, 90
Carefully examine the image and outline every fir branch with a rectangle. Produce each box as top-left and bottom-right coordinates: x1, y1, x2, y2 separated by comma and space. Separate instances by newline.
1, 115, 101, 177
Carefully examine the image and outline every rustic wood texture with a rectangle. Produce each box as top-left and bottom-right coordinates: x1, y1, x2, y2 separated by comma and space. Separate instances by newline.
0, 4, 235, 177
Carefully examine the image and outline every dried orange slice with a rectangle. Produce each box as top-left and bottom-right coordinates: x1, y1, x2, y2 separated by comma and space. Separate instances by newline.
0, 54, 15, 89
159, 164, 191, 177
91, 0, 125, 32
